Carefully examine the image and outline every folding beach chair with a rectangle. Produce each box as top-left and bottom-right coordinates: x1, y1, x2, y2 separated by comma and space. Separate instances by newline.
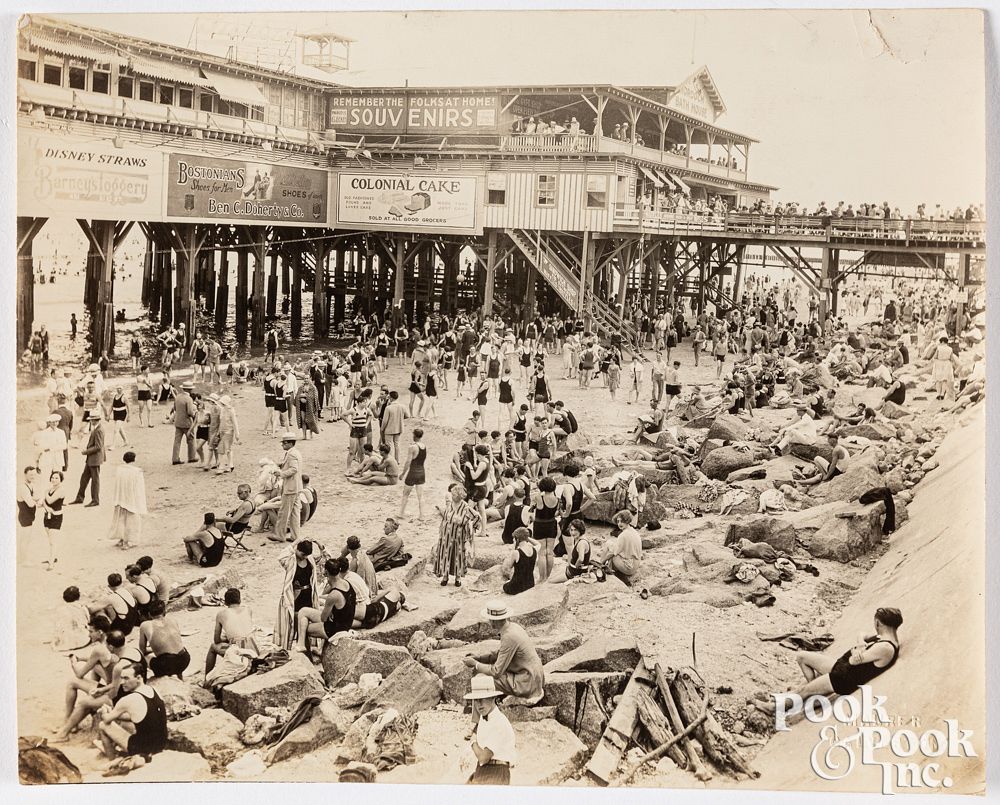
224, 502, 255, 554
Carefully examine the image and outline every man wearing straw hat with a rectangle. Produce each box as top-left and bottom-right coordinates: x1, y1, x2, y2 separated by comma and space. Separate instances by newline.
270, 432, 303, 542
462, 600, 544, 705
464, 674, 516, 785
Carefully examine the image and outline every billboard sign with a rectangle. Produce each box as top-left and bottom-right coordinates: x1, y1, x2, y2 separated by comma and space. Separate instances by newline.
336, 172, 481, 234
17, 131, 164, 219
165, 153, 328, 226
328, 93, 501, 134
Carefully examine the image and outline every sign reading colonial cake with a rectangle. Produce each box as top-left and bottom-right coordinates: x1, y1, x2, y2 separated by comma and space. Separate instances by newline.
328, 92, 501, 134
17, 131, 164, 219
336, 172, 482, 234
166, 153, 328, 226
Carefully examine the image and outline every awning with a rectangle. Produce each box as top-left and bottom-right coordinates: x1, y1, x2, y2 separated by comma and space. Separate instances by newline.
202, 69, 268, 107
638, 165, 664, 188
129, 56, 212, 88
30, 33, 126, 65
655, 169, 680, 191
672, 174, 692, 195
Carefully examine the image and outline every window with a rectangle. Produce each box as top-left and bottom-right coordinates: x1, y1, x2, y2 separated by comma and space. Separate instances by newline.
118, 75, 134, 98
217, 99, 232, 116
138, 80, 154, 102
586, 174, 608, 208
281, 106, 295, 128
92, 70, 110, 94
252, 106, 265, 122
487, 172, 507, 205
18, 59, 36, 81
232, 103, 248, 119
68, 63, 87, 90
199, 92, 215, 112
536, 174, 557, 206
42, 62, 62, 86
178, 87, 193, 108
158, 84, 174, 105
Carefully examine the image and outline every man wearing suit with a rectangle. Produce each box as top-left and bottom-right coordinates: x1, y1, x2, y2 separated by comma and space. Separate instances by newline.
72, 409, 106, 507
270, 432, 303, 542
172, 381, 198, 465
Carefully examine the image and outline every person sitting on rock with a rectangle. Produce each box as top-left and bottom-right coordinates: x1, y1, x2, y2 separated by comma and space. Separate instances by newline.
598, 509, 644, 586
632, 399, 665, 444
367, 517, 406, 571
462, 600, 545, 705
501, 527, 539, 596
138, 600, 190, 680
205, 588, 259, 675
549, 519, 592, 583
95, 664, 168, 762
793, 434, 851, 487
754, 607, 902, 724
769, 407, 818, 456
823, 402, 877, 433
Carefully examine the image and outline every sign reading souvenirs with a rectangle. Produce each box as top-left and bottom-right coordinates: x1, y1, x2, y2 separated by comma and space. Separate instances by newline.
17, 132, 164, 219
165, 154, 328, 226
328, 93, 500, 134
336, 172, 481, 233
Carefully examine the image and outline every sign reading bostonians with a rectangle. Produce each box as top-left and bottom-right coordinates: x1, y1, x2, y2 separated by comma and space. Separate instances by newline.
17, 132, 164, 219
336, 173, 481, 234
328, 93, 500, 133
166, 154, 328, 226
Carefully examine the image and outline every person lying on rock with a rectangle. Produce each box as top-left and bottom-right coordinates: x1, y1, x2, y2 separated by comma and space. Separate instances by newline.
360, 574, 408, 628
821, 402, 877, 434
793, 434, 851, 487
462, 600, 545, 705
754, 607, 902, 724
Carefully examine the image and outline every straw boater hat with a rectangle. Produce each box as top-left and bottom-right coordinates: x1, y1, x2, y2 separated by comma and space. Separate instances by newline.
89, 409, 104, 420
280, 431, 299, 441
219, 395, 232, 406
45, 414, 61, 424
182, 381, 194, 390
208, 393, 220, 402
480, 600, 511, 621
464, 674, 503, 701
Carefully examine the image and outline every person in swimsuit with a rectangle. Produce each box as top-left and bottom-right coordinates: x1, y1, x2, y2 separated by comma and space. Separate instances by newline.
295, 557, 356, 657
138, 600, 190, 679
135, 366, 153, 428
398, 428, 427, 520
183, 512, 225, 568
552, 519, 592, 582
794, 433, 851, 487
17, 465, 38, 538
756, 607, 902, 723
87, 574, 139, 636
501, 527, 539, 596
96, 665, 168, 760
205, 588, 259, 674
531, 476, 560, 582
360, 577, 408, 629
556, 464, 595, 556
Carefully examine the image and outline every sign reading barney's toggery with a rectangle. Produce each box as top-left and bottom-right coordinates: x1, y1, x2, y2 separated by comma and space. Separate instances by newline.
17, 131, 165, 219
166, 154, 328, 226
335, 173, 482, 234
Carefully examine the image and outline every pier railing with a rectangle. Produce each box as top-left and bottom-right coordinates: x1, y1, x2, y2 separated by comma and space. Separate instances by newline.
612, 204, 986, 244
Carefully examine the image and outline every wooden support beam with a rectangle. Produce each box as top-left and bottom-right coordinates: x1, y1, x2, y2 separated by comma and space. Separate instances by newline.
482, 230, 498, 316
313, 238, 330, 338
250, 230, 266, 345
290, 248, 303, 339
16, 217, 46, 352
214, 251, 228, 334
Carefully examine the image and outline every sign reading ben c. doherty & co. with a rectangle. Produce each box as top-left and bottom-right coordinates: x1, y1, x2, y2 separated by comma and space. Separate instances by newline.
328, 93, 501, 134
336, 172, 481, 234
166, 153, 328, 226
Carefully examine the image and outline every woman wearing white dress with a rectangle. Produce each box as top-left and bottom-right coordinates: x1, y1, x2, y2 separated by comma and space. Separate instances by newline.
926, 336, 957, 401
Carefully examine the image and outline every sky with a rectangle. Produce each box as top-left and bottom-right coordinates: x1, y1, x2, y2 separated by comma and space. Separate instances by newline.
58, 8, 988, 212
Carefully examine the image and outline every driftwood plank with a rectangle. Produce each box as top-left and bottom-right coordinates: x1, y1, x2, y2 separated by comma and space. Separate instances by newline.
585, 660, 654, 784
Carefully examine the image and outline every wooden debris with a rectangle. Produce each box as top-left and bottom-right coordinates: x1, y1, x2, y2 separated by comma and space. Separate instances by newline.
670, 669, 759, 779
635, 687, 687, 769
619, 691, 709, 783
584, 660, 654, 785
654, 663, 712, 782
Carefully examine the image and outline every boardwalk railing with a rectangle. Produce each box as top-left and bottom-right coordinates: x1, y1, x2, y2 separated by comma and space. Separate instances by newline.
613, 204, 986, 244
500, 133, 598, 153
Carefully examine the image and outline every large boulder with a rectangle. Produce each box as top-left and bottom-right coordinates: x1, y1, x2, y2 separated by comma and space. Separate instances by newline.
543, 635, 639, 674
789, 441, 834, 463
167, 708, 245, 771
883, 467, 907, 494
707, 414, 749, 443
881, 401, 912, 420
843, 422, 898, 442
421, 641, 498, 703
701, 446, 761, 480
582, 494, 667, 527
725, 518, 797, 554
808, 454, 885, 503
265, 698, 354, 764
320, 638, 411, 688
549, 448, 593, 474
699, 438, 724, 461
362, 659, 442, 717
221, 653, 326, 722
783, 501, 888, 562
541, 671, 631, 746
147, 676, 214, 722
443, 583, 569, 641
726, 465, 767, 483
